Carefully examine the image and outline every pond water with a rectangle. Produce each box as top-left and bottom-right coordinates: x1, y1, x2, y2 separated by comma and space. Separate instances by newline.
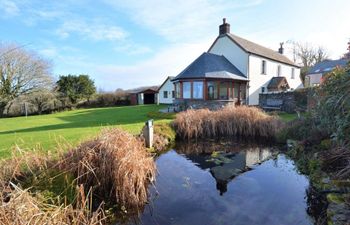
127, 142, 313, 225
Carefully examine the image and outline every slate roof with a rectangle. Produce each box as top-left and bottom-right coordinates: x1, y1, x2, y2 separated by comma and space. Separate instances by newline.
209, 33, 298, 67
128, 86, 159, 94
267, 77, 290, 90
172, 52, 248, 81
308, 59, 349, 75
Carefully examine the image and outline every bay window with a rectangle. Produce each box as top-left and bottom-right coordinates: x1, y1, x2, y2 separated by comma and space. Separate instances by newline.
183, 82, 191, 99
193, 81, 203, 99
175, 82, 181, 98
219, 81, 229, 100
207, 81, 218, 100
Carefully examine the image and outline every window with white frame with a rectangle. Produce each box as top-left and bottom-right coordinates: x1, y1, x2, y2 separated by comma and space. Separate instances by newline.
163, 91, 168, 98
291, 68, 295, 79
261, 60, 266, 74
193, 81, 203, 99
277, 65, 281, 76
183, 82, 191, 99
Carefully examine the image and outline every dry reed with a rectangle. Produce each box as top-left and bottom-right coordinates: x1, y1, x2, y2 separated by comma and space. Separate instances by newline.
173, 106, 282, 140
60, 128, 156, 210
0, 148, 106, 225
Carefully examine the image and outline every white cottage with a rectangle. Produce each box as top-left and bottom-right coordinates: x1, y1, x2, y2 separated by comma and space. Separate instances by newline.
173, 18, 302, 108
157, 76, 175, 104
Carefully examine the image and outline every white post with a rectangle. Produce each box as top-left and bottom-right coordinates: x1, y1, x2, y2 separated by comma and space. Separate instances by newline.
24, 102, 28, 118
144, 119, 154, 148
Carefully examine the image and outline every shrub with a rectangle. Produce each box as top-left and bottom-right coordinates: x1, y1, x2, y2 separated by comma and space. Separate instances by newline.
60, 128, 156, 209
78, 92, 130, 108
315, 64, 350, 143
173, 106, 282, 140
276, 116, 329, 144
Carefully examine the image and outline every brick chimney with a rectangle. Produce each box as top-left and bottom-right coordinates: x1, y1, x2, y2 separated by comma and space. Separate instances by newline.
278, 42, 284, 54
219, 18, 230, 35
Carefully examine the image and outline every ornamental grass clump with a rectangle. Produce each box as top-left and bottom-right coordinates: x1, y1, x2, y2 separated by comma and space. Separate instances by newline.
173, 105, 282, 140
61, 128, 156, 210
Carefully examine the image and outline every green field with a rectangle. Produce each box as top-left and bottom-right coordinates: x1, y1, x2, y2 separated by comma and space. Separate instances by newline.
0, 105, 170, 158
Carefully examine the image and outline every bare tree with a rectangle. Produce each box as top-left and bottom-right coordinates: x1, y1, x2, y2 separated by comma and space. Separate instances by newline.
290, 41, 329, 83
314, 46, 329, 64
0, 43, 53, 116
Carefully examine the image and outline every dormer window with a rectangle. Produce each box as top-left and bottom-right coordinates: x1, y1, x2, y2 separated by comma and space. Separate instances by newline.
277, 65, 281, 76
261, 60, 266, 74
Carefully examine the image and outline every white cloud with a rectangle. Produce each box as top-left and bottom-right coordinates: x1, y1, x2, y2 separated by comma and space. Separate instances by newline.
38, 46, 58, 58
103, 0, 263, 42
56, 20, 128, 41
0, 0, 20, 17
93, 40, 212, 90
114, 42, 152, 55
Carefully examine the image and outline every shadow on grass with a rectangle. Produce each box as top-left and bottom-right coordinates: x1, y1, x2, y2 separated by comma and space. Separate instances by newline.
0, 105, 163, 135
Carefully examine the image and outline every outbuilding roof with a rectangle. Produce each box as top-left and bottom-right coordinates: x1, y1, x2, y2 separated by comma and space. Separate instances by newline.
128, 86, 159, 94
172, 52, 247, 81
308, 59, 349, 75
267, 77, 290, 90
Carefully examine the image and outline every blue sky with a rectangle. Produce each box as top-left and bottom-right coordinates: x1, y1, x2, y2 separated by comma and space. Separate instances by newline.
0, 0, 349, 91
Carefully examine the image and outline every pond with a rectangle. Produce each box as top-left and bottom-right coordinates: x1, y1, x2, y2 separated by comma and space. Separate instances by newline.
125, 142, 314, 225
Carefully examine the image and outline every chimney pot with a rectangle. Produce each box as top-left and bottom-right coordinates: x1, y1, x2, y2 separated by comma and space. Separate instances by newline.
278, 42, 284, 54
219, 18, 230, 35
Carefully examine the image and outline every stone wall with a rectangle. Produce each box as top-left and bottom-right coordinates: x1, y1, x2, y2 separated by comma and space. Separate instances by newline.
259, 92, 297, 113
174, 99, 236, 111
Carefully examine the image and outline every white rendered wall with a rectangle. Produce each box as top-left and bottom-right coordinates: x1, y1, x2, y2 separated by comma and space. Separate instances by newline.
158, 78, 175, 104
248, 55, 302, 105
208, 36, 248, 76
305, 73, 322, 87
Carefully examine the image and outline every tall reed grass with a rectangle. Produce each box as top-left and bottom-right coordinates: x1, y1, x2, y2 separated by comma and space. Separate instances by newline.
0, 128, 156, 224
0, 149, 106, 225
61, 128, 156, 209
173, 106, 282, 140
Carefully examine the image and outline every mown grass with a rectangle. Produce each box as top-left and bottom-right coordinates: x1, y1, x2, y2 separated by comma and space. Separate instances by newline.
275, 112, 306, 122
0, 105, 170, 158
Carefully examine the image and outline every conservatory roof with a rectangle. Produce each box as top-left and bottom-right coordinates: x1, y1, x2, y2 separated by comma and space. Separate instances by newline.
172, 52, 247, 81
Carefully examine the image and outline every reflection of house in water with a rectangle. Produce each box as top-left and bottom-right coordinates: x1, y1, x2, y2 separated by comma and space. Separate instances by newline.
184, 147, 272, 195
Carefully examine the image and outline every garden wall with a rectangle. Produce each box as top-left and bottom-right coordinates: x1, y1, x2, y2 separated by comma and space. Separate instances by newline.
259, 89, 308, 113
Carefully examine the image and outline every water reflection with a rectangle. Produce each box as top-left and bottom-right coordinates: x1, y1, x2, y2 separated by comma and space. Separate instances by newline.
177, 142, 276, 195
124, 142, 312, 225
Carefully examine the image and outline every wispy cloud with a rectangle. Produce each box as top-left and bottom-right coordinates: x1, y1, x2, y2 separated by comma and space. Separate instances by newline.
103, 0, 263, 42
114, 42, 153, 55
56, 20, 128, 41
0, 0, 20, 17
94, 40, 212, 90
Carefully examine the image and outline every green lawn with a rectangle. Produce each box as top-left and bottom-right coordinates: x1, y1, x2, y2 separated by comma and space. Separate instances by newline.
0, 105, 170, 158
277, 112, 302, 122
